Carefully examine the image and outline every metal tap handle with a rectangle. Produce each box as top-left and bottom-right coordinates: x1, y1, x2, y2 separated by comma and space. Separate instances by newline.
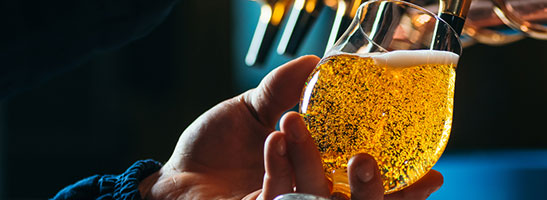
246, 1, 293, 66
438, 0, 472, 35
277, 0, 325, 56
325, 0, 371, 53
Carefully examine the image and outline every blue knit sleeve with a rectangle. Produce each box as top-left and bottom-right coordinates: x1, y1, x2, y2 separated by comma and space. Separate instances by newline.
52, 159, 163, 200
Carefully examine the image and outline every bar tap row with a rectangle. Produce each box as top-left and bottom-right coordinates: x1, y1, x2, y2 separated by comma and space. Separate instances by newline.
245, 0, 547, 66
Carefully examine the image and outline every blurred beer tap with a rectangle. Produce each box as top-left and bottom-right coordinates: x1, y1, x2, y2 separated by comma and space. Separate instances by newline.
437, 0, 472, 34
324, 0, 366, 52
245, 0, 294, 66
277, 0, 326, 56
245, 0, 470, 66
245, 0, 546, 66
322, 0, 471, 53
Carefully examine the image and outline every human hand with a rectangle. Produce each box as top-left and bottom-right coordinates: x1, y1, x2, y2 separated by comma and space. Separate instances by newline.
138, 55, 322, 199
138, 56, 444, 200
261, 111, 444, 200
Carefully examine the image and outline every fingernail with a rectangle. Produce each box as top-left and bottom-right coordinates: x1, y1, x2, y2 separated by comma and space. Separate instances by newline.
357, 159, 375, 183
277, 136, 286, 156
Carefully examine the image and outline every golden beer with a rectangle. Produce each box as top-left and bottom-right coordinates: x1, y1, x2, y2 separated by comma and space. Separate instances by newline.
300, 50, 458, 193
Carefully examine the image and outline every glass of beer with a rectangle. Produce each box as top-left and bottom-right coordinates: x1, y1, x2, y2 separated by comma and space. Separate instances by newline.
299, 0, 462, 197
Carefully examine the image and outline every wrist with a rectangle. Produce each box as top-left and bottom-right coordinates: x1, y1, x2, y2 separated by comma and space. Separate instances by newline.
139, 171, 161, 199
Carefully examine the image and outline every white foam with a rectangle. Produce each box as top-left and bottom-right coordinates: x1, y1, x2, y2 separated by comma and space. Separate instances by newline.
371, 50, 459, 68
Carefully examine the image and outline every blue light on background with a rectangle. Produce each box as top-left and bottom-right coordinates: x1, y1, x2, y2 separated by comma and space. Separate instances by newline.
430, 150, 547, 200
231, 0, 334, 92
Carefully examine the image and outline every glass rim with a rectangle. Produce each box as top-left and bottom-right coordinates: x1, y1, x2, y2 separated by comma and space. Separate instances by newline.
353, 0, 463, 55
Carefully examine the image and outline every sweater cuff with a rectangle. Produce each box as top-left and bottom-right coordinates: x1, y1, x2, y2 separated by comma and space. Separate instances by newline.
113, 159, 163, 199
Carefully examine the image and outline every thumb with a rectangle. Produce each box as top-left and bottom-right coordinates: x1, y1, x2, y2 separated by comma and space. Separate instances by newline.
243, 55, 320, 128
348, 153, 384, 200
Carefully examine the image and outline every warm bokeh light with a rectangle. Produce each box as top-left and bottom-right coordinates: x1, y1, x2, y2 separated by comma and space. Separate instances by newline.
413, 14, 432, 27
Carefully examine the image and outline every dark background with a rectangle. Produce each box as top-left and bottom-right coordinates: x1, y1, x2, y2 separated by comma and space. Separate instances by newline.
1, 0, 547, 199
1, 1, 233, 199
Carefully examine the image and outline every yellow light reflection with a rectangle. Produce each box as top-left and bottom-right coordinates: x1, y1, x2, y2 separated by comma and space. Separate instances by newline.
306, 0, 317, 13
271, 2, 287, 25
413, 14, 432, 27
350, 0, 363, 17
520, 25, 529, 32
324, 0, 337, 8
465, 27, 476, 36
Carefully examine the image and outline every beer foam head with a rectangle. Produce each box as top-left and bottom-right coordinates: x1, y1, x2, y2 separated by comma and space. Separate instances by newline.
371, 50, 459, 68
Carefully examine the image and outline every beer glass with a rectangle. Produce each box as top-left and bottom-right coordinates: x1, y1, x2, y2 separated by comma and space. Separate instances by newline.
299, 0, 461, 197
